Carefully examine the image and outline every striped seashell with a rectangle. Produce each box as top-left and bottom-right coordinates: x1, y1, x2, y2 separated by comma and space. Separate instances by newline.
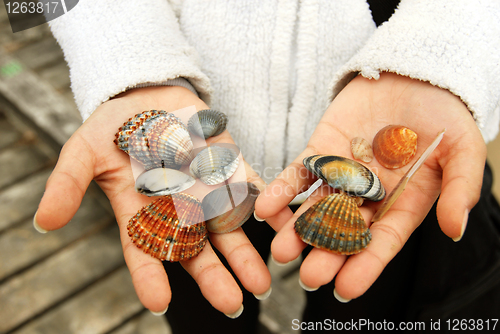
294, 193, 371, 255
114, 110, 193, 170
135, 168, 196, 197
373, 125, 417, 169
202, 182, 260, 233
303, 155, 385, 201
189, 145, 240, 185
127, 193, 207, 262
188, 109, 228, 139
351, 137, 373, 163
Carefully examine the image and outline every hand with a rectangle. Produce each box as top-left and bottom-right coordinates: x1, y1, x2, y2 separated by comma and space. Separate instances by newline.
35, 86, 272, 316
255, 72, 486, 300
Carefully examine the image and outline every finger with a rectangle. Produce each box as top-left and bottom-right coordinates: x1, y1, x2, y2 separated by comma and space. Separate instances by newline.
299, 248, 346, 289
436, 137, 486, 241
35, 133, 95, 231
209, 228, 271, 296
181, 241, 243, 315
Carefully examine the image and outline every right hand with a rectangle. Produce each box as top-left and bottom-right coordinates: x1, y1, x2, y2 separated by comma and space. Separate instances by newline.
34, 86, 280, 316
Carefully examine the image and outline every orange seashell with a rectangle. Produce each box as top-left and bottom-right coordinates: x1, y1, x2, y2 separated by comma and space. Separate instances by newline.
127, 193, 207, 262
373, 125, 417, 169
294, 193, 371, 255
351, 137, 373, 163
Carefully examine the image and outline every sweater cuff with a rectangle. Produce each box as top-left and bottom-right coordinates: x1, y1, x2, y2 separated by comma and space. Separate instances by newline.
329, 0, 500, 143
132, 78, 199, 97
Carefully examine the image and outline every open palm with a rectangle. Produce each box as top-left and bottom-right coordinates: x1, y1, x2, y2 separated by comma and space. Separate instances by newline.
256, 72, 486, 300
35, 85, 272, 315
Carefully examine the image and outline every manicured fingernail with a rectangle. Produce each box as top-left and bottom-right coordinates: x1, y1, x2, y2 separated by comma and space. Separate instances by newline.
298, 278, 318, 292
333, 289, 351, 303
254, 211, 265, 222
224, 304, 244, 319
33, 211, 48, 234
452, 209, 469, 242
270, 254, 288, 266
150, 305, 168, 316
253, 287, 272, 300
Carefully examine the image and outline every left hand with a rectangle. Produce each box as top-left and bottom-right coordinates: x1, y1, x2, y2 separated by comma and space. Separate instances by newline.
255, 72, 486, 300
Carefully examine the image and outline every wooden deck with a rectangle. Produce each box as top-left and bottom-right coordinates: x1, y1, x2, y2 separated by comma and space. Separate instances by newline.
0, 4, 499, 334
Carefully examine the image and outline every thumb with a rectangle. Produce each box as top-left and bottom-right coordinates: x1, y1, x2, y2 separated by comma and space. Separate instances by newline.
35, 134, 95, 232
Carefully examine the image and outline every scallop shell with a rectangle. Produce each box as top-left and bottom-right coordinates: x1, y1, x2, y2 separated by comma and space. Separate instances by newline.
189, 145, 240, 185
351, 137, 373, 163
114, 110, 193, 170
373, 125, 417, 169
294, 192, 371, 255
188, 109, 228, 139
135, 168, 196, 197
202, 182, 260, 233
303, 155, 385, 201
127, 193, 207, 262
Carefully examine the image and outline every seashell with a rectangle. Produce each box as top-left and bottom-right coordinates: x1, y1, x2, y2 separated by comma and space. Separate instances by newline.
127, 193, 207, 262
294, 192, 372, 255
373, 125, 417, 169
351, 137, 373, 163
188, 109, 228, 139
303, 155, 385, 201
189, 145, 240, 185
114, 110, 193, 170
202, 182, 260, 233
135, 168, 196, 197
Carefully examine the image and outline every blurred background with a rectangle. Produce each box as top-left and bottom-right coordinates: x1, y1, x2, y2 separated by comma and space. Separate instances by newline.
0, 4, 498, 334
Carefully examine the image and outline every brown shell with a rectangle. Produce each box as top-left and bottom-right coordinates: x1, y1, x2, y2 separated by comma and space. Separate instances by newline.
127, 193, 207, 262
114, 110, 193, 170
373, 125, 417, 169
350, 137, 373, 163
294, 193, 371, 255
202, 182, 260, 233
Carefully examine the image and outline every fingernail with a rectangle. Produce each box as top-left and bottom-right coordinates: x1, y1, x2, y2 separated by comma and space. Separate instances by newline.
333, 289, 351, 303
150, 305, 168, 316
224, 304, 244, 319
298, 278, 318, 292
254, 211, 265, 222
270, 254, 288, 266
452, 209, 469, 242
253, 287, 272, 300
33, 211, 48, 234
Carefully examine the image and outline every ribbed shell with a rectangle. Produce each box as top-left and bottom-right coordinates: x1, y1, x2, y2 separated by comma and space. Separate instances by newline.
114, 110, 193, 170
202, 182, 260, 233
127, 193, 207, 262
351, 137, 373, 163
373, 125, 417, 169
188, 109, 228, 139
303, 155, 385, 201
189, 145, 239, 185
294, 193, 371, 255
135, 168, 196, 197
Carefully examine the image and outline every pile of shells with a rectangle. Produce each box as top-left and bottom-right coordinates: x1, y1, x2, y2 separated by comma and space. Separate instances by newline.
115, 109, 258, 262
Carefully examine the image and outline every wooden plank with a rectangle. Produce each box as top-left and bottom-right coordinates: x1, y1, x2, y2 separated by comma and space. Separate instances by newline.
13, 267, 143, 334
38, 60, 71, 92
0, 111, 22, 150
0, 141, 55, 189
0, 225, 125, 333
0, 195, 114, 281
13, 37, 64, 71
108, 310, 171, 334
0, 50, 82, 146
0, 169, 51, 232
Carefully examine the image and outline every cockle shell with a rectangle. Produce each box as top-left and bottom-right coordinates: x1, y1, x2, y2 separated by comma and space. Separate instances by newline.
188, 109, 228, 139
294, 192, 372, 255
114, 110, 194, 170
127, 193, 207, 262
303, 155, 385, 201
135, 168, 196, 197
373, 125, 417, 169
189, 145, 240, 185
351, 137, 373, 163
202, 182, 260, 233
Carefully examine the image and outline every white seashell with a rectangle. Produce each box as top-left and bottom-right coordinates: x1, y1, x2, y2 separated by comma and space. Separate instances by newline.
135, 168, 196, 196
188, 109, 228, 139
189, 145, 239, 185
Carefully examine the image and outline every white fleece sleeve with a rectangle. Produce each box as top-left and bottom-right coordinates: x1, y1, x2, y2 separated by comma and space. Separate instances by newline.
49, 0, 211, 121
329, 0, 500, 143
